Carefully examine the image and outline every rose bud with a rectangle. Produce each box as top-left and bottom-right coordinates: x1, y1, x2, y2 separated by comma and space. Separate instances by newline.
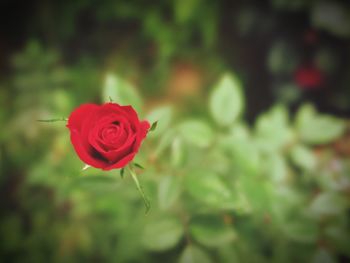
294, 65, 324, 90
67, 103, 150, 170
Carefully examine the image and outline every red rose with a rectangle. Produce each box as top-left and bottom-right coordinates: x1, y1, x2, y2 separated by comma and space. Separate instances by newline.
294, 66, 324, 90
67, 103, 150, 170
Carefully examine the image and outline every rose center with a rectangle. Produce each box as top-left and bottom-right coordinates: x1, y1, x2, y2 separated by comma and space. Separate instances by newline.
101, 124, 120, 143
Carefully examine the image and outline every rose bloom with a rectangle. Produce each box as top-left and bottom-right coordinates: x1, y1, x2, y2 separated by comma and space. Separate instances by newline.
294, 66, 324, 90
67, 103, 150, 170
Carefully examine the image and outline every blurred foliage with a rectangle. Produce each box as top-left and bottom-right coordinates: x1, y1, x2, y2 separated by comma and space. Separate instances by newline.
1, 0, 350, 262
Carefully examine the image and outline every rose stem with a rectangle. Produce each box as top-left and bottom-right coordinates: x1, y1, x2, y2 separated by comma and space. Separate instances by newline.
128, 166, 151, 214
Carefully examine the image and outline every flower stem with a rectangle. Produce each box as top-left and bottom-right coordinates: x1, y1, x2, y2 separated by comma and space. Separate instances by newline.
128, 166, 150, 214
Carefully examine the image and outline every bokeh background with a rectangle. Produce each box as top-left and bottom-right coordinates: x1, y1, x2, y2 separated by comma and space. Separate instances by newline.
1, 0, 350, 262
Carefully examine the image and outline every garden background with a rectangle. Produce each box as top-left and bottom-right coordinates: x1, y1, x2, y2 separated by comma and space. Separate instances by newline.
1, 0, 350, 262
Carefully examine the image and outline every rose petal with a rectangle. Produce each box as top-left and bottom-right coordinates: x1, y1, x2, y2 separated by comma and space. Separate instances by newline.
103, 152, 136, 170
69, 129, 108, 169
97, 134, 137, 162
119, 105, 140, 130
98, 103, 140, 131
88, 115, 133, 154
67, 104, 99, 131
133, 121, 151, 151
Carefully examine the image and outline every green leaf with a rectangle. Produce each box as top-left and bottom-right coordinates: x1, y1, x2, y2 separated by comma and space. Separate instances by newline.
158, 175, 181, 210
185, 170, 235, 209
199, 7, 217, 47
141, 217, 184, 251
189, 215, 236, 248
263, 153, 288, 183
171, 137, 187, 168
312, 249, 336, 263
174, 0, 200, 24
255, 105, 294, 152
178, 119, 214, 148
103, 73, 143, 113
209, 73, 244, 126
0, 215, 22, 252
296, 104, 346, 145
220, 135, 260, 176
238, 173, 272, 213
178, 245, 212, 263
289, 144, 317, 171
267, 41, 298, 74
311, 1, 350, 37
324, 224, 350, 254
146, 106, 173, 138
153, 130, 175, 158
281, 220, 318, 243
308, 192, 347, 218
315, 48, 338, 73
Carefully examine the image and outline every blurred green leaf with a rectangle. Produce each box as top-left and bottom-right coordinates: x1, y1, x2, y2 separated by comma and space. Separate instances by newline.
199, 6, 217, 47
189, 215, 236, 247
220, 134, 260, 176
178, 245, 212, 263
290, 144, 317, 171
263, 153, 288, 183
174, 0, 200, 24
209, 74, 244, 127
185, 170, 235, 209
324, 224, 350, 255
281, 220, 318, 243
238, 173, 271, 213
270, 186, 303, 215
146, 106, 173, 138
255, 105, 294, 152
267, 41, 298, 74
103, 74, 143, 113
296, 104, 346, 145
311, 1, 350, 37
153, 130, 175, 158
308, 192, 348, 218
312, 249, 336, 263
158, 175, 181, 210
315, 48, 338, 73
141, 217, 184, 251
0, 215, 22, 252
235, 7, 257, 36
216, 243, 240, 263
171, 137, 187, 168
273, 82, 301, 104
178, 119, 214, 148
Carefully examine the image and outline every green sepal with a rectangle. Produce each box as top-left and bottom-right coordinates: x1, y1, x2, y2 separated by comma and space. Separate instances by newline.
120, 168, 125, 178
150, 121, 158, 132
133, 163, 145, 169
37, 118, 68, 122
